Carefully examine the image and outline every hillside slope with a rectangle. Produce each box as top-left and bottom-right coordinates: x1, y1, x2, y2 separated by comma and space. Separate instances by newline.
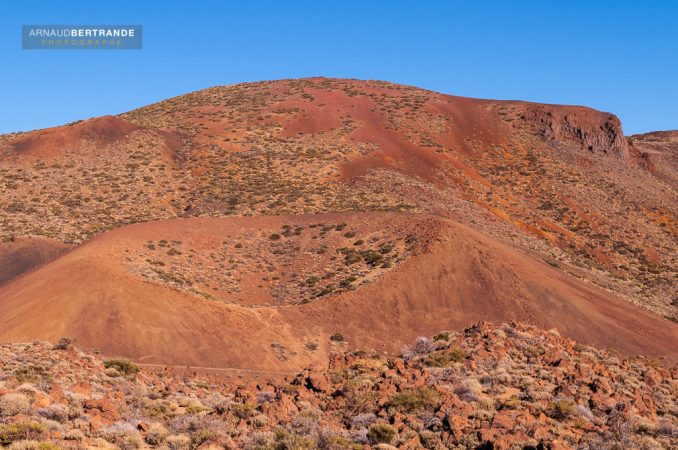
0, 237, 71, 286
0, 214, 675, 370
0, 78, 676, 372
0, 78, 674, 320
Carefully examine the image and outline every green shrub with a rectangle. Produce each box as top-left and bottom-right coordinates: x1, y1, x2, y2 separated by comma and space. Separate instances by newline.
388, 387, 441, 413
53, 337, 74, 350
378, 244, 394, 254
361, 250, 383, 266
144, 423, 169, 445
0, 422, 44, 445
146, 403, 170, 418
186, 404, 210, 414
271, 429, 315, 449
342, 378, 378, 415
190, 429, 216, 447
419, 430, 442, 448
304, 276, 319, 286
550, 399, 576, 420
315, 285, 335, 297
501, 395, 522, 410
230, 402, 255, 419
330, 333, 344, 342
422, 348, 467, 367
432, 331, 451, 341
448, 347, 467, 361
338, 276, 357, 288
344, 253, 362, 265
321, 434, 362, 449
14, 365, 51, 384
103, 359, 140, 376
367, 423, 396, 444
305, 342, 319, 351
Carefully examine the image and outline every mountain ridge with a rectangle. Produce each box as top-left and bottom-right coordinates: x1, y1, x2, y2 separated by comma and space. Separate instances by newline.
0, 77, 676, 372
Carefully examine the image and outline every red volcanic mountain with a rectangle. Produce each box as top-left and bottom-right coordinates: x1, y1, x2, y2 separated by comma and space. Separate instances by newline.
0, 78, 675, 371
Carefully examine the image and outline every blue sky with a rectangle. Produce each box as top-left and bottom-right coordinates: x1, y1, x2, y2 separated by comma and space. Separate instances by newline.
1, 0, 676, 135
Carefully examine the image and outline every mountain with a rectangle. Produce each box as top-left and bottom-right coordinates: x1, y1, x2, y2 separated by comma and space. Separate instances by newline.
0, 78, 676, 369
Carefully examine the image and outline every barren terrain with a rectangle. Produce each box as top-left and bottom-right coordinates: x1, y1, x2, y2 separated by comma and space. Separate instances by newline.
0, 213, 675, 372
0, 79, 676, 395
1, 79, 675, 324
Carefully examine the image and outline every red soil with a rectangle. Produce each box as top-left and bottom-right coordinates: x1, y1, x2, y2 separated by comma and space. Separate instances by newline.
9, 116, 139, 161
3, 115, 184, 165
268, 80, 637, 186
0, 213, 674, 371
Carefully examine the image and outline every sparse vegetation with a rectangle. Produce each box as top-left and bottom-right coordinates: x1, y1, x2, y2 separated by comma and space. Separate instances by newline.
0, 322, 675, 449
367, 423, 396, 444
103, 359, 140, 376
422, 347, 467, 367
0, 78, 677, 450
13, 365, 50, 384
0, 78, 674, 320
550, 398, 577, 420
122, 219, 417, 305
388, 387, 441, 413
0, 422, 44, 445
330, 333, 344, 342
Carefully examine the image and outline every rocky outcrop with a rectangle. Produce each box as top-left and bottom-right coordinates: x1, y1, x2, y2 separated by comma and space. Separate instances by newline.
629, 130, 678, 183
0, 322, 675, 449
521, 105, 631, 160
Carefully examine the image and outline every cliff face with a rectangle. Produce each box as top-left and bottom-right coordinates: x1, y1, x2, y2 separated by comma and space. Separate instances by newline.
629, 130, 678, 184
521, 105, 631, 160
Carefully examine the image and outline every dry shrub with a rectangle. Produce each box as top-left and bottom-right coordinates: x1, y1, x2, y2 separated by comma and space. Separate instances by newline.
0, 393, 30, 417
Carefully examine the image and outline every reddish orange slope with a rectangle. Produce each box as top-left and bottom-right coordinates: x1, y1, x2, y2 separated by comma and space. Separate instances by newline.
0, 213, 675, 371
302, 220, 678, 360
0, 237, 72, 286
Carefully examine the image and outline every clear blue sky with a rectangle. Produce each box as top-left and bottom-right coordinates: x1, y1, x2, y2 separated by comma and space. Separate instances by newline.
1, 0, 676, 135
